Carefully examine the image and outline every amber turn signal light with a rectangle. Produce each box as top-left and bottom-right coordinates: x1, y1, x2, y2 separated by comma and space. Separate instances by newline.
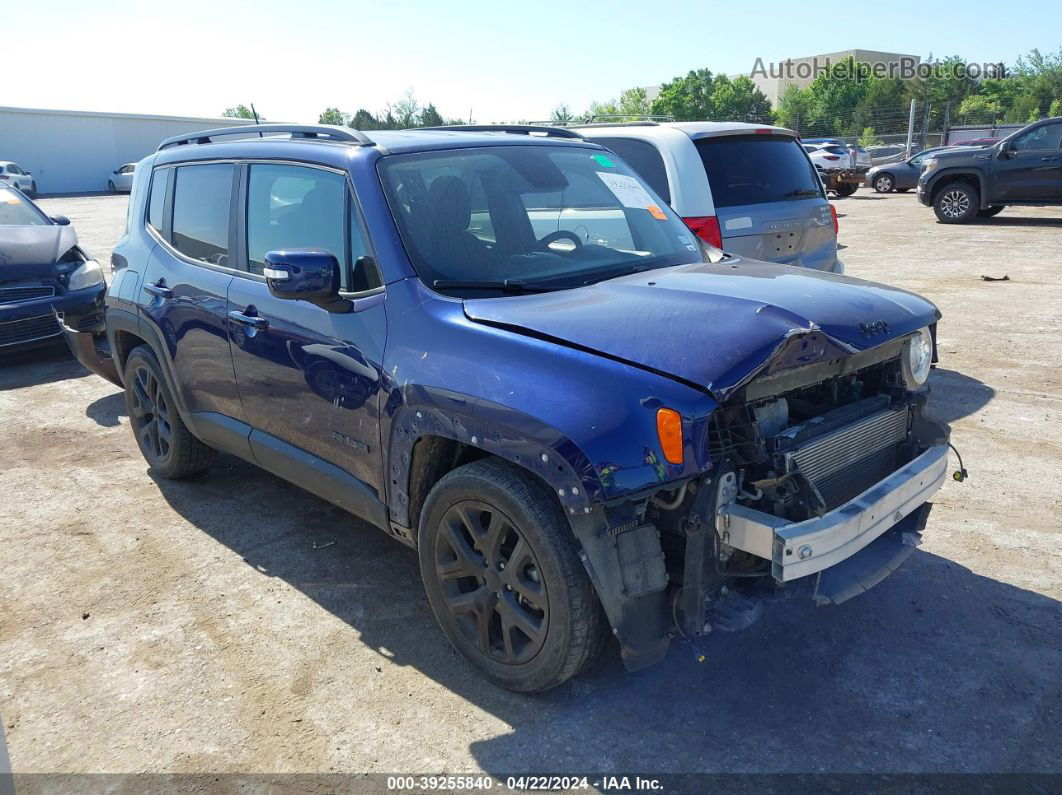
656, 408, 683, 465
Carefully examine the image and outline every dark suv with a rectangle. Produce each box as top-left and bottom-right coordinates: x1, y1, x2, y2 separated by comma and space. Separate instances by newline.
918, 116, 1062, 222
66, 124, 952, 692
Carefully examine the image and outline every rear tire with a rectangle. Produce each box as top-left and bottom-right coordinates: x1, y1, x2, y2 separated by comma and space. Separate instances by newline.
123, 345, 215, 478
873, 174, 894, 193
896, 187, 911, 193
835, 182, 858, 197
418, 458, 606, 692
933, 181, 979, 223
977, 205, 1005, 218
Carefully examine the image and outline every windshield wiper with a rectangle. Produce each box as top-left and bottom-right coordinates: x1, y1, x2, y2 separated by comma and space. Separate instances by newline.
783, 188, 821, 199
432, 279, 566, 293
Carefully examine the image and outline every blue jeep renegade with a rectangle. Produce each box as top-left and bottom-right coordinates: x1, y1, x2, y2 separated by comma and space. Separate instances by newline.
65, 123, 952, 692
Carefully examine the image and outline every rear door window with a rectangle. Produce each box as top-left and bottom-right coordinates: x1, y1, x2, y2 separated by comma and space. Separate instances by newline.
588, 138, 671, 203
171, 164, 234, 266
695, 135, 821, 208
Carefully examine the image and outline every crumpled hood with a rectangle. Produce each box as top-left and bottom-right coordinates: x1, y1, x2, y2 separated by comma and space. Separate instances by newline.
463, 259, 940, 400
0, 224, 79, 281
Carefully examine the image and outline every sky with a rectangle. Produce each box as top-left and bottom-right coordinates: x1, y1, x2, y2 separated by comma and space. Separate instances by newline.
6, 0, 1060, 124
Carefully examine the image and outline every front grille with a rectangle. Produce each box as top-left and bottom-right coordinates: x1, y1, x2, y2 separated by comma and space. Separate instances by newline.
784, 406, 909, 509
0, 313, 61, 347
0, 285, 55, 303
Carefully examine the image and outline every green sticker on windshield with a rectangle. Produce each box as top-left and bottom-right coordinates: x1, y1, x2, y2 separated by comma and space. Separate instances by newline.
592, 154, 616, 167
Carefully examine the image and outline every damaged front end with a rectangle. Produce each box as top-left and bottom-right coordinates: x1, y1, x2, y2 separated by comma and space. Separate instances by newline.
585, 331, 951, 669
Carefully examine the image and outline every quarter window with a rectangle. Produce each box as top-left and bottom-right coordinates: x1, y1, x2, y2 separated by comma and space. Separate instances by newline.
589, 138, 671, 203
147, 168, 168, 233
171, 164, 233, 266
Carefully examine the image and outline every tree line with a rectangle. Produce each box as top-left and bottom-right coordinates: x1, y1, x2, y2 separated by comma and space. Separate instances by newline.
772, 49, 1061, 143
222, 47, 1061, 139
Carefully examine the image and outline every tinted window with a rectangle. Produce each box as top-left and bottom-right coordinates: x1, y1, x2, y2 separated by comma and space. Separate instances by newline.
246, 164, 346, 275
172, 164, 233, 266
379, 145, 701, 292
148, 168, 167, 232
7, 165, 21, 175
588, 138, 670, 203
1012, 123, 1062, 151
695, 135, 821, 208
120, 164, 135, 174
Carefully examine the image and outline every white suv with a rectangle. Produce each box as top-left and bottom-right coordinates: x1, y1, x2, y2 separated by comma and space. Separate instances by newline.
574, 121, 842, 273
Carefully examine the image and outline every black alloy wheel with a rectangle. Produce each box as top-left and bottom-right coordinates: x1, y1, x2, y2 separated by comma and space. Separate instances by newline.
434, 499, 549, 665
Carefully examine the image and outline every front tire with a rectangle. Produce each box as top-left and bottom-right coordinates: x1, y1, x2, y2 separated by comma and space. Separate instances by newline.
418, 458, 606, 692
873, 174, 894, 193
27, 182, 36, 198
124, 345, 215, 478
107, 180, 116, 194
977, 205, 1005, 218
834, 182, 858, 197
933, 181, 979, 223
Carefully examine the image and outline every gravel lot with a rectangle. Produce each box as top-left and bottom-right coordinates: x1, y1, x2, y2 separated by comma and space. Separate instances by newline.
1, 192, 1059, 776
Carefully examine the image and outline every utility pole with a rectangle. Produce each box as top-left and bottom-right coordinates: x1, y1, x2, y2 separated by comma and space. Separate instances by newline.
942, 102, 951, 146
905, 99, 916, 155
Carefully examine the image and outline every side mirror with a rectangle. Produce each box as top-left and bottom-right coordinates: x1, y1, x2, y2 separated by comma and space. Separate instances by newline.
263, 249, 347, 311
50, 215, 71, 226
998, 143, 1015, 159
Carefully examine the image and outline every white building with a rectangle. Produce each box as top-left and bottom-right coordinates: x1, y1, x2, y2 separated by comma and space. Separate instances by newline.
0, 106, 252, 195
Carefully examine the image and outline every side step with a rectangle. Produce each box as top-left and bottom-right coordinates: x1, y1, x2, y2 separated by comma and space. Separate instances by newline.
707, 588, 763, 633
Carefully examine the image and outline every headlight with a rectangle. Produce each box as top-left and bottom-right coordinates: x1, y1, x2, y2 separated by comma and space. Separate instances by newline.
902, 327, 933, 388
68, 259, 103, 291
921, 157, 938, 172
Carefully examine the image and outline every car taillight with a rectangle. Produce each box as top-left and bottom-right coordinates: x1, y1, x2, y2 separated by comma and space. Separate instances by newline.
830, 205, 838, 236
823, 155, 840, 161
682, 216, 722, 249
0, 175, 9, 180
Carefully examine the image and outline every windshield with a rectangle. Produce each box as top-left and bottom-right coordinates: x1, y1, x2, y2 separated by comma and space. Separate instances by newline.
695, 135, 823, 207
0, 187, 49, 226
378, 145, 709, 293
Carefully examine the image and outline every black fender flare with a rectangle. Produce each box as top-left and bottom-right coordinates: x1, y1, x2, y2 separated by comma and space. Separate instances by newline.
386, 390, 601, 529
926, 168, 988, 208
105, 306, 196, 428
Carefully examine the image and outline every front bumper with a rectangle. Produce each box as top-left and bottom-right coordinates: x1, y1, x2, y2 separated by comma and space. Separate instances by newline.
717, 443, 949, 583
0, 284, 104, 349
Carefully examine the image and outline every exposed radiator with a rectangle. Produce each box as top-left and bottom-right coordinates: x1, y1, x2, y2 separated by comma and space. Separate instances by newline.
783, 406, 909, 509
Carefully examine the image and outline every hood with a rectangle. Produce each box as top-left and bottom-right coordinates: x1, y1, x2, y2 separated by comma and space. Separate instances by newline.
463, 259, 940, 401
0, 224, 79, 281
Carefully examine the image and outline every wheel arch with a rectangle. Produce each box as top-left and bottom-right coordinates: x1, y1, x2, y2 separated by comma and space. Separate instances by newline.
929, 169, 986, 207
387, 396, 601, 535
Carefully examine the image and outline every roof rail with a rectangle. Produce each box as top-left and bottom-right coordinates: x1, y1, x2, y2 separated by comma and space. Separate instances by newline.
157, 124, 373, 151
418, 124, 586, 140
588, 114, 674, 123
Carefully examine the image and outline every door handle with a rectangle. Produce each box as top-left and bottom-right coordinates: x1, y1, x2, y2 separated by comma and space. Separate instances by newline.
1041, 156, 1058, 162
144, 281, 173, 299
228, 310, 268, 330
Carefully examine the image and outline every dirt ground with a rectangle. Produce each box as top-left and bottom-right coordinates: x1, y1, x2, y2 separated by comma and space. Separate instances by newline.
1, 192, 1059, 776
